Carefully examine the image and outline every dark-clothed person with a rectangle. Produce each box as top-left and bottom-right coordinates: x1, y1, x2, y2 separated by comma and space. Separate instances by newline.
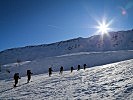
71, 66, 74, 73
49, 67, 53, 76
77, 65, 80, 71
60, 66, 63, 75
14, 73, 20, 87
27, 70, 33, 83
83, 64, 87, 70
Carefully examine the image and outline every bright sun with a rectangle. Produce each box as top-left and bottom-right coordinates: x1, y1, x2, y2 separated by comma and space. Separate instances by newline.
97, 21, 109, 34
95, 18, 113, 35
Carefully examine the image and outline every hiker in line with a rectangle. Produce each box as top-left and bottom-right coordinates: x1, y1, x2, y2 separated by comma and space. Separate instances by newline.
71, 66, 74, 73
60, 66, 63, 75
77, 65, 80, 71
14, 73, 21, 87
49, 67, 53, 77
83, 64, 87, 70
27, 70, 33, 83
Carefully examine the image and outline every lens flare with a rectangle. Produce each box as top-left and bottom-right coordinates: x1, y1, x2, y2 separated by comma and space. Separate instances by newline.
120, 7, 127, 15
122, 9, 126, 15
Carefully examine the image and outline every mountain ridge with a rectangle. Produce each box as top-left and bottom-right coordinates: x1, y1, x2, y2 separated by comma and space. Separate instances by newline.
0, 29, 133, 65
1, 29, 133, 53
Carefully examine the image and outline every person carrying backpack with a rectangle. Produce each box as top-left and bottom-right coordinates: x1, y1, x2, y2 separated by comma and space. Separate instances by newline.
71, 66, 74, 73
14, 73, 21, 87
77, 65, 80, 71
27, 70, 33, 83
49, 67, 53, 77
83, 64, 87, 70
60, 66, 63, 75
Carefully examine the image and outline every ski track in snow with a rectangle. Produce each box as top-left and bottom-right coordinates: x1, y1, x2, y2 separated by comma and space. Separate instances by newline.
0, 59, 133, 100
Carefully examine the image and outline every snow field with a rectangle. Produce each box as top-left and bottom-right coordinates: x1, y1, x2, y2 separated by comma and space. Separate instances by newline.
0, 59, 133, 100
1, 50, 133, 80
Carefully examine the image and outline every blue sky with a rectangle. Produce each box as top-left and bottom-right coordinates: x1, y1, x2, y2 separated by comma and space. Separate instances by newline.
0, 0, 133, 51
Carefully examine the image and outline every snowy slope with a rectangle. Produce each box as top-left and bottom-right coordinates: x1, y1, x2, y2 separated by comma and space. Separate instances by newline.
0, 50, 133, 80
0, 59, 133, 100
0, 29, 133, 65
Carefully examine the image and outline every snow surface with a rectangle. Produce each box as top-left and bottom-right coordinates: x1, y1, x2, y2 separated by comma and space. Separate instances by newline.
0, 59, 133, 100
0, 29, 133, 99
0, 50, 133, 80
0, 29, 133, 65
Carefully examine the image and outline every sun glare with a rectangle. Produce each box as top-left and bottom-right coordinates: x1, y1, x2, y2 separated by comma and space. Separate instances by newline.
95, 18, 113, 35
97, 21, 109, 34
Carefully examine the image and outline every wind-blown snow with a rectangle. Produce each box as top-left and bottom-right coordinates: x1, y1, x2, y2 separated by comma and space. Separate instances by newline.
0, 59, 133, 100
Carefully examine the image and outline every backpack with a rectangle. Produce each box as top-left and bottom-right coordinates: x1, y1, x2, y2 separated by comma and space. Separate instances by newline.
27, 70, 31, 75
14, 73, 19, 79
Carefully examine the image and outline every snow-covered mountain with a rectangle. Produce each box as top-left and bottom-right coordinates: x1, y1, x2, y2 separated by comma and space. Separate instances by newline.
0, 29, 133, 80
0, 29, 133, 65
0, 59, 133, 100
0, 29, 133, 99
